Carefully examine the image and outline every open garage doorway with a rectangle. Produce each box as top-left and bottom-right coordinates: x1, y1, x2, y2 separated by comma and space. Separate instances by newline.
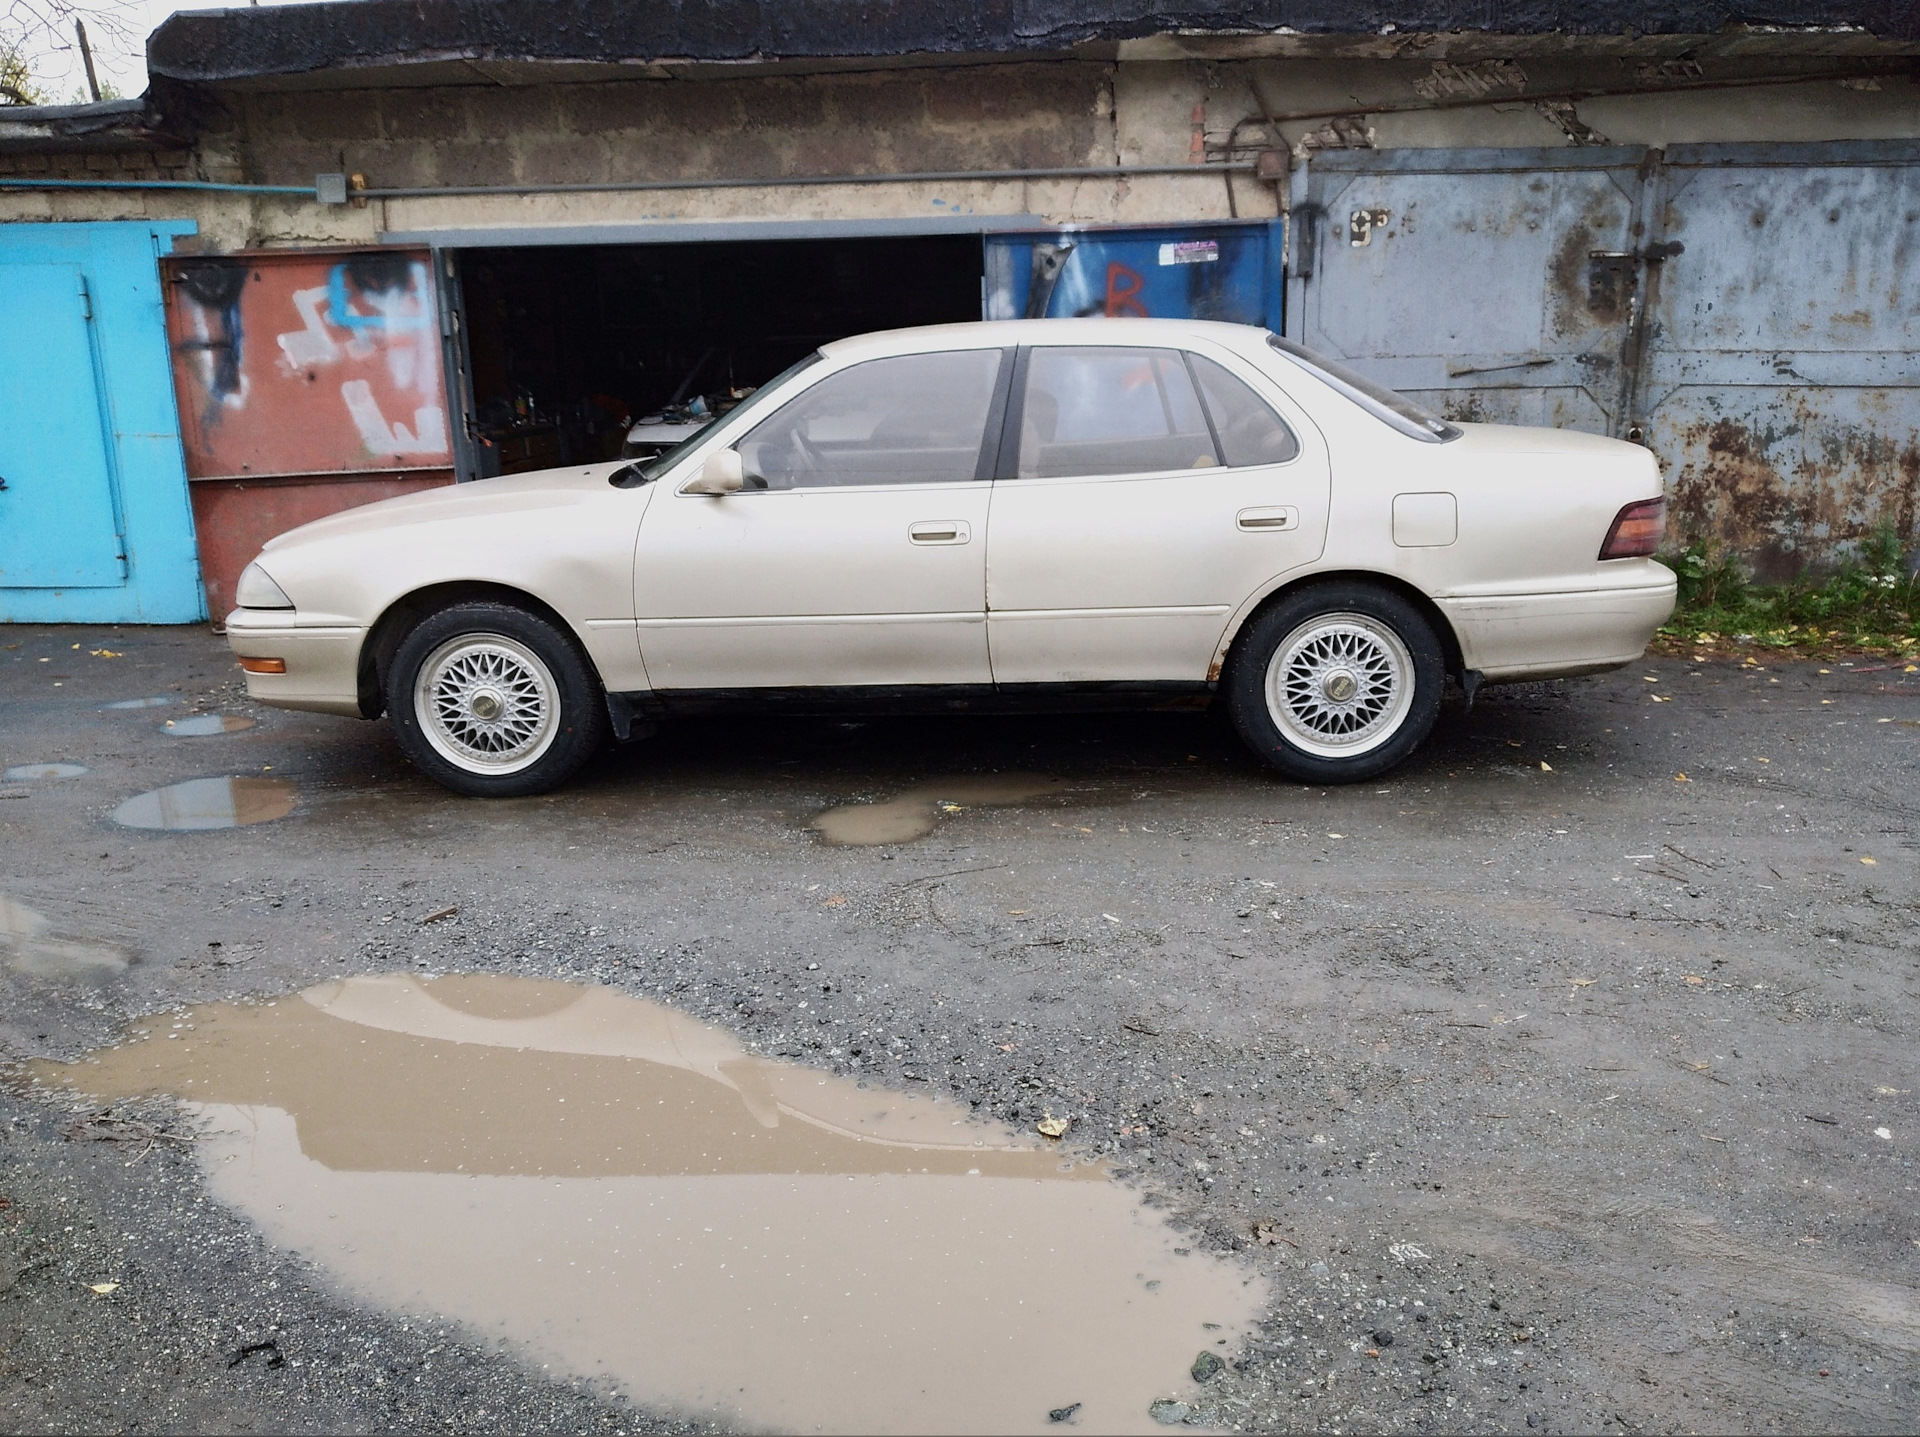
451, 232, 985, 477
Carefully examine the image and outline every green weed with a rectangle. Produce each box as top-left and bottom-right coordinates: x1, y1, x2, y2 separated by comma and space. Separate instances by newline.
1659, 526, 1920, 655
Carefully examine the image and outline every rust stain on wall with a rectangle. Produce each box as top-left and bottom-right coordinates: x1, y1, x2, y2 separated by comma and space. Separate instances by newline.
1664, 403, 1920, 582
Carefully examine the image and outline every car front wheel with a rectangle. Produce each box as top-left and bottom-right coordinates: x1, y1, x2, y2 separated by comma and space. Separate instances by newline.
1225, 582, 1444, 783
389, 602, 607, 797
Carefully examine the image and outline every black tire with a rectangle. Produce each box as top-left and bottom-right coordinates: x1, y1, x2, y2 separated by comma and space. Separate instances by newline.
1224, 581, 1444, 784
388, 601, 607, 797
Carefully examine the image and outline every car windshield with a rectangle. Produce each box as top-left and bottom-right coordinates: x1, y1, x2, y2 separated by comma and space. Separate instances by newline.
1265, 334, 1460, 443
638, 352, 825, 481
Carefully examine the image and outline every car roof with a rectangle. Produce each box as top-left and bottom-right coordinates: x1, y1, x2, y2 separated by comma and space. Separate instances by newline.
818, 317, 1271, 359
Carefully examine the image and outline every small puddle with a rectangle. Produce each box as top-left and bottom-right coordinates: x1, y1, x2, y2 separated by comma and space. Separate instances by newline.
3, 763, 88, 780
38, 974, 1262, 1433
162, 714, 256, 737
811, 774, 1068, 846
101, 696, 174, 710
0, 895, 129, 979
110, 776, 297, 831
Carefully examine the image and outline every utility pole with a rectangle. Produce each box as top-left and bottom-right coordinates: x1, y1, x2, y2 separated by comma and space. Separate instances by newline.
75, 18, 101, 102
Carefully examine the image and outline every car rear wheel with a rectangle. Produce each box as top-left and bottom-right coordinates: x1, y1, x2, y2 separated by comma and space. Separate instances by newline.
1225, 582, 1444, 783
389, 602, 606, 797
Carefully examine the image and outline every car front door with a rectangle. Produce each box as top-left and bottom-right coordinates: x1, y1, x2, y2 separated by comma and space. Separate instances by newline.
985, 344, 1331, 686
633, 347, 1007, 691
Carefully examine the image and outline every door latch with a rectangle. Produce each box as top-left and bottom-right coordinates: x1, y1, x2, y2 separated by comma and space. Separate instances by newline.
1348, 209, 1390, 247
1237, 506, 1298, 532
909, 520, 970, 545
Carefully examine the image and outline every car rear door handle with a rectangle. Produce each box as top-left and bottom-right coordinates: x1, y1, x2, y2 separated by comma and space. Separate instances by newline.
909, 520, 970, 545
1237, 506, 1298, 532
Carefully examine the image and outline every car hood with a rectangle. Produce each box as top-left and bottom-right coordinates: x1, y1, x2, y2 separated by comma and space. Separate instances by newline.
260, 464, 634, 552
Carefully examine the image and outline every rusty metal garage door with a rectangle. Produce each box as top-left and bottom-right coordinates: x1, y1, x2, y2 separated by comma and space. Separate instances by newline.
1286, 141, 1920, 574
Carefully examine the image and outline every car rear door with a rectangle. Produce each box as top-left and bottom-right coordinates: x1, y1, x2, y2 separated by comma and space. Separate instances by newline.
633, 347, 1008, 691
985, 343, 1330, 685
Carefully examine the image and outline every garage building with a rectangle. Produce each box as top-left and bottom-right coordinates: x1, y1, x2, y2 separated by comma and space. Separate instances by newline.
1, 1, 1917, 620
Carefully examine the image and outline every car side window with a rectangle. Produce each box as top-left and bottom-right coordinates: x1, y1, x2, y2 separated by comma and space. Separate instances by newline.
1188, 353, 1301, 467
737, 349, 1003, 490
1017, 348, 1220, 479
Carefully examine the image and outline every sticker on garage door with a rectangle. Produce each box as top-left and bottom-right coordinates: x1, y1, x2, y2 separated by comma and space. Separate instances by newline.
1158, 240, 1219, 266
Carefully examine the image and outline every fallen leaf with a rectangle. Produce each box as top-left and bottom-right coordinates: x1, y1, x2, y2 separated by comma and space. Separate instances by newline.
1035, 1114, 1071, 1139
1568, 977, 1597, 988
1684, 975, 1705, 985
89, 649, 121, 658
1861, 856, 1877, 865
88, 1282, 119, 1295
822, 895, 847, 907
1674, 773, 1690, 782
1539, 761, 1553, 772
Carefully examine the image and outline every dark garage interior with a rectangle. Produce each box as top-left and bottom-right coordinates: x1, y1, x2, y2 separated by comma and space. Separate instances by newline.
456, 232, 987, 474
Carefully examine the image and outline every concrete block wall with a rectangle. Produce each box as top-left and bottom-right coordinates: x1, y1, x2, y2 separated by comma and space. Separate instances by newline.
4, 56, 1912, 248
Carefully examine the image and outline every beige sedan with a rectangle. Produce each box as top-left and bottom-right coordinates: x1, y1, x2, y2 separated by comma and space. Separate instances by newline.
227, 319, 1674, 796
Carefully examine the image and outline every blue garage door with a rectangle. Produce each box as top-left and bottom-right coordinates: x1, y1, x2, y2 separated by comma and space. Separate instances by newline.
0, 220, 203, 624
984, 221, 1283, 328
0, 263, 126, 588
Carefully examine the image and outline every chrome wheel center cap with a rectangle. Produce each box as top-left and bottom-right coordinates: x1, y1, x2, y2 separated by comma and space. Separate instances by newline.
468, 689, 505, 722
1322, 670, 1359, 704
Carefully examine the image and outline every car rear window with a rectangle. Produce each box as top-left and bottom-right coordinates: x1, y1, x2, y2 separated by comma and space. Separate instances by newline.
1266, 334, 1460, 443
1017, 348, 1221, 479
1189, 354, 1301, 467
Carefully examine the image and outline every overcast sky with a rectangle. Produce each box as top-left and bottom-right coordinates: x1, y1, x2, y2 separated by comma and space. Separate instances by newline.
11, 1, 313, 103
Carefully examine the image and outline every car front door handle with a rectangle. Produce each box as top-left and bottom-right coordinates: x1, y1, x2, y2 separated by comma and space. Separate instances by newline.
1237, 506, 1298, 532
909, 520, 970, 545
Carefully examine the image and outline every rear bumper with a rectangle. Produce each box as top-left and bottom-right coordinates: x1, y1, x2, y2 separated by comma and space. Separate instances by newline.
1438, 570, 1676, 683
225, 611, 366, 717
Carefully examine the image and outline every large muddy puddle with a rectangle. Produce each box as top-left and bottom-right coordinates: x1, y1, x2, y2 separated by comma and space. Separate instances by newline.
38, 974, 1262, 1433
811, 774, 1069, 846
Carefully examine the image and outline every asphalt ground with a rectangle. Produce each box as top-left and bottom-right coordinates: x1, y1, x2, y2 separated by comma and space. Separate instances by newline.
1, 623, 1915, 1435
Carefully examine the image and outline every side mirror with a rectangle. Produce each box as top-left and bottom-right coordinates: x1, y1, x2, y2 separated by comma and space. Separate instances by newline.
684, 448, 744, 496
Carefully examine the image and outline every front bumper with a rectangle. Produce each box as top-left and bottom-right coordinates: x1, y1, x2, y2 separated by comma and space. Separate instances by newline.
225, 611, 367, 717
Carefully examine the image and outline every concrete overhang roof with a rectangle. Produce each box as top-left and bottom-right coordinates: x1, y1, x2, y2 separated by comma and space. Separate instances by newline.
146, 1, 1920, 90
0, 97, 191, 150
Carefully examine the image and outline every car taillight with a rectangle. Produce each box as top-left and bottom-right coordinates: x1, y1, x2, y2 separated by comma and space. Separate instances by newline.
1600, 497, 1665, 560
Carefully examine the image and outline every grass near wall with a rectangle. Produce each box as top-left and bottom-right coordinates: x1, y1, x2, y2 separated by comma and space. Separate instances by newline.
1655, 527, 1920, 660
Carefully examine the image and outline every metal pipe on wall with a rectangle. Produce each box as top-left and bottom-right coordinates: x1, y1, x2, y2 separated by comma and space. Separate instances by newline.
1, 162, 1256, 202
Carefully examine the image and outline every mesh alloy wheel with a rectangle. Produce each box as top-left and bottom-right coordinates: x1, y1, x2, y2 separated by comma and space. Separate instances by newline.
413, 633, 561, 776
1264, 612, 1416, 760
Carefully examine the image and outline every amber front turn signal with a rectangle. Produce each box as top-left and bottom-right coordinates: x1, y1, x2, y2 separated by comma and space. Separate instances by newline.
238, 657, 287, 674
1599, 497, 1666, 560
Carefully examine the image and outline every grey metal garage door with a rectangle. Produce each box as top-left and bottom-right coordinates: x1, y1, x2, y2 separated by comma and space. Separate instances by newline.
1287, 141, 1920, 575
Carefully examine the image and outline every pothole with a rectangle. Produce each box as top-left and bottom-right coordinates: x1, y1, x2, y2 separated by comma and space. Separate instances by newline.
109, 777, 297, 830
162, 714, 256, 737
37, 973, 1262, 1433
0, 895, 129, 978
3, 763, 88, 780
100, 696, 174, 710
811, 774, 1069, 846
